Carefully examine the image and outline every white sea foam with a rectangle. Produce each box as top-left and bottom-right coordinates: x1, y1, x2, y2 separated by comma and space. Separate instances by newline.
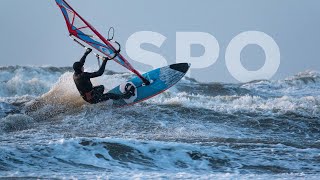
148, 91, 320, 118
242, 70, 320, 97
0, 66, 63, 97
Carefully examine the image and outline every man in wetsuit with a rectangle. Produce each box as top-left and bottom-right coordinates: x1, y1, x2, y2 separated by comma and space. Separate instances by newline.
73, 48, 134, 104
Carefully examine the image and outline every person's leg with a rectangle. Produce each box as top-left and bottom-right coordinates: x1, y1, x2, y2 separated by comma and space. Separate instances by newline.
92, 85, 134, 103
94, 93, 130, 103
93, 85, 104, 94
89, 85, 105, 104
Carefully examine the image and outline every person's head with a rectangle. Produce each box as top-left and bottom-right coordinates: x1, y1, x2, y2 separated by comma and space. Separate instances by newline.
73, 62, 84, 73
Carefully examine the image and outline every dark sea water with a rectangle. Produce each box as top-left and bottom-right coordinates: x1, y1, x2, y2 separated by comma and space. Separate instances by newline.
0, 66, 319, 179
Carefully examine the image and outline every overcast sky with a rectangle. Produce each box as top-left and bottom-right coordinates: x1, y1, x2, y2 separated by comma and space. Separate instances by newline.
0, 0, 319, 82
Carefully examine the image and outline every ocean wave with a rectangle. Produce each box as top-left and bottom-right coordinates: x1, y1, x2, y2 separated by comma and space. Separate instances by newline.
1, 137, 319, 175
0, 102, 18, 118
0, 66, 69, 97
0, 114, 35, 133
241, 70, 320, 97
147, 91, 320, 118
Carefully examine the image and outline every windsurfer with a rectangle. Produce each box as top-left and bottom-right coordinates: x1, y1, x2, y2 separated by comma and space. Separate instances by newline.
73, 48, 135, 104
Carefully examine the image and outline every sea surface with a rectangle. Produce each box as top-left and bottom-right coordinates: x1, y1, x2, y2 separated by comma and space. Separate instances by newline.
0, 66, 319, 179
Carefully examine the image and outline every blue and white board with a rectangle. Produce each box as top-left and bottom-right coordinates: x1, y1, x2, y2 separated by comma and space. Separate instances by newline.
107, 63, 190, 107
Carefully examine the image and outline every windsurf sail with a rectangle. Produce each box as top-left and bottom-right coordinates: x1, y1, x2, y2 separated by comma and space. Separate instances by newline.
55, 0, 150, 84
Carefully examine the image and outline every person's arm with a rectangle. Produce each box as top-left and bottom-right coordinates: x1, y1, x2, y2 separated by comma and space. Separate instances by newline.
79, 48, 92, 65
85, 58, 108, 78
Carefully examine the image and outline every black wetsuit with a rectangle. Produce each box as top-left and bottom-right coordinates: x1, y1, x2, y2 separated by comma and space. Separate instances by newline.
73, 53, 129, 104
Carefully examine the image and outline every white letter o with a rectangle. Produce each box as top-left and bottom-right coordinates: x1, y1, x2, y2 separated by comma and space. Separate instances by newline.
225, 31, 280, 82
